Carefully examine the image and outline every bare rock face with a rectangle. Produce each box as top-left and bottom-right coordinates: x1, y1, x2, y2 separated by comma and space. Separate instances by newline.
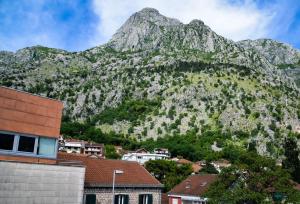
107, 8, 279, 78
238, 39, 300, 65
108, 8, 232, 53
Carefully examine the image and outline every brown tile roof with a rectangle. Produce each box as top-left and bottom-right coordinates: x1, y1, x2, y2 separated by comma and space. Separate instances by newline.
65, 138, 85, 143
85, 142, 104, 147
211, 159, 231, 167
135, 148, 149, 153
295, 183, 300, 191
0, 86, 63, 138
192, 163, 202, 173
177, 158, 193, 164
58, 153, 163, 188
168, 174, 217, 196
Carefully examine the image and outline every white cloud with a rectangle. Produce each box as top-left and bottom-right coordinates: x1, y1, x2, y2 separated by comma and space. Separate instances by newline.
91, 0, 275, 45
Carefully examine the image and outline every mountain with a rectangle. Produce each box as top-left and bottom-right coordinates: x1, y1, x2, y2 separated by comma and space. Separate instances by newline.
108, 8, 275, 73
0, 8, 299, 157
238, 39, 300, 65
238, 39, 300, 87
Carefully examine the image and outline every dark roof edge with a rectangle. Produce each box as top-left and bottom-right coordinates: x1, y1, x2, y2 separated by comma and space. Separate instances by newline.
167, 193, 202, 197
85, 183, 164, 188
0, 86, 63, 104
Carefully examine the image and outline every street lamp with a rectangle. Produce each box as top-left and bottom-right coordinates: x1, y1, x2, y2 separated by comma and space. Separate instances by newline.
112, 170, 124, 204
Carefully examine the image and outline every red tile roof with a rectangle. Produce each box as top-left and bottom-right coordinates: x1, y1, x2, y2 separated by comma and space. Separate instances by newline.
295, 183, 300, 191
168, 174, 217, 196
58, 153, 162, 188
65, 138, 85, 143
177, 158, 193, 164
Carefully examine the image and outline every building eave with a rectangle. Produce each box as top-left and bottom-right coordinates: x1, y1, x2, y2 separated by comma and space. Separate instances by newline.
85, 182, 164, 189
168, 194, 208, 201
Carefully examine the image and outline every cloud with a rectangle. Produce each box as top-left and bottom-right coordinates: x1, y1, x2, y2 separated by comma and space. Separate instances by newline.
91, 0, 275, 45
0, 0, 99, 51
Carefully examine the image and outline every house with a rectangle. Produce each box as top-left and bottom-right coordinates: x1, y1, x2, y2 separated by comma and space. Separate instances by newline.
295, 125, 300, 133
0, 86, 85, 204
135, 148, 149, 154
161, 193, 169, 204
211, 159, 231, 172
60, 137, 105, 158
172, 157, 202, 173
84, 142, 105, 157
168, 174, 217, 204
154, 148, 170, 157
58, 153, 164, 204
114, 145, 125, 155
122, 151, 170, 165
63, 138, 85, 154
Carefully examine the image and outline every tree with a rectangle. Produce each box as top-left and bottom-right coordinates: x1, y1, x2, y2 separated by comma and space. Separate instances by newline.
200, 163, 219, 174
283, 137, 300, 183
105, 145, 121, 159
205, 152, 300, 203
145, 160, 192, 192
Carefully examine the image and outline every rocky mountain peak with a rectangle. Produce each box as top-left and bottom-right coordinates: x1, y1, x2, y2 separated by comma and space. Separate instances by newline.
107, 7, 230, 52
127, 7, 181, 27
189, 19, 205, 26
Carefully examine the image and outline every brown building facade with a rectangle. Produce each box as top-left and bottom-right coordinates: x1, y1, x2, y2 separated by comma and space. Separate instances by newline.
0, 86, 63, 164
0, 87, 85, 204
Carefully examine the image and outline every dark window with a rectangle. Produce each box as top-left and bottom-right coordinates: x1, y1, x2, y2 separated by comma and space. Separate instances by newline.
0, 133, 15, 150
139, 194, 153, 204
115, 194, 129, 204
18, 136, 35, 153
85, 194, 96, 204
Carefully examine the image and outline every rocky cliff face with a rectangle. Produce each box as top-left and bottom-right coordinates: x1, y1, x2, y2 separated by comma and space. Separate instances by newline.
108, 8, 227, 52
238, 39, 300, 65
0, 8, 299, 157
108, 8, 276, 75
238, 39, 300, 87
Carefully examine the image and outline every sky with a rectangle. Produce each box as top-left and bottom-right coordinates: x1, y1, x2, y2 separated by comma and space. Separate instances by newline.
0, 0, 300, 52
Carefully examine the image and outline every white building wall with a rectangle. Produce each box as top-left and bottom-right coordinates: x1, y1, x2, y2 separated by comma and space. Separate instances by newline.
0, 161, 85, 204
122, 153, 169, 164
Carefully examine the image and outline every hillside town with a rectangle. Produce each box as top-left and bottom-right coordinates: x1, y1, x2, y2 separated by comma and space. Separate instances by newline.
1, 2, 300, 204
1, 85, 300, 204
0, 86, 232, 204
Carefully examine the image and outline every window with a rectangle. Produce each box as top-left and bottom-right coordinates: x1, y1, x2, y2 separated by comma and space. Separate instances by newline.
18, 136, 35, 153
38, 137, 56, 157
172, 198, 179, 204
0, 133, 15, 150
85, 194, 96, 204
115, 194, 129, 204
0, 131, 57, 158
139, 194, 153, 204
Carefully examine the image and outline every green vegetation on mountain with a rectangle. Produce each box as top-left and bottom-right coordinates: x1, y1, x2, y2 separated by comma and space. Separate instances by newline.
0, 7, 299, 159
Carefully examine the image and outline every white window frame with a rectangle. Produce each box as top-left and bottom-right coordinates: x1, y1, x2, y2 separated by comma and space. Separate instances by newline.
0, 130, 58, 159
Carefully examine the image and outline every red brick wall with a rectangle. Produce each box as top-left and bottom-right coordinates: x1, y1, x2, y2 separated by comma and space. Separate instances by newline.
0, 87, 63, 138
0, 154, 56, 164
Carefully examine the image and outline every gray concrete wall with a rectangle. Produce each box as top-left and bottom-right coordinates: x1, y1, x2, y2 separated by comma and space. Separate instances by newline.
0, 161, 85, 204
85, 187, 162, 204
